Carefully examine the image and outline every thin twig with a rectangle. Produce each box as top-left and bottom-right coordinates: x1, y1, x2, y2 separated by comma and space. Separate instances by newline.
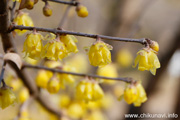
10, 1, 17, 22
0, 61, 6, 85
22, 64, 133, 83
59, 5, 72, 27
14, 97, 33, 120
10, 25, 146, 45
45, 0, 79, 6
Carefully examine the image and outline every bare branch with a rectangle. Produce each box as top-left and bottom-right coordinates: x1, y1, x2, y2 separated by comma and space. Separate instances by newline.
44, 0, 79, 6
10, 25, 146, 45
23, 64, 133, 83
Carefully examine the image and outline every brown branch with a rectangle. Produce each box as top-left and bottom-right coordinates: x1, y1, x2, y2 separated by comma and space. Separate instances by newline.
10, 1, 17, 22
0, 0, 64, 118
10, 25, 146, 45
45, 0, 79, 6
22, 64, 133, 83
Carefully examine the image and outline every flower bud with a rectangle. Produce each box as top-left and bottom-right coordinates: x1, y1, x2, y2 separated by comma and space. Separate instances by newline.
43, 4, 52, 17
47, 77, 60, 94
25, 0, 34, 10
0, 87, 17, 109
76, 5, 88, 18
150, 41, 159, 52
18, 87, 30, 103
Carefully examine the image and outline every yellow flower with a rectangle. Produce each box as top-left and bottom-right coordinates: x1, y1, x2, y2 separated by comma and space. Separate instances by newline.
42, 39, 67, 61
88, 41, 112, 67
18, 87, 30, 103
116, 49, 133, 68
76, 80, 104, 102
60, 35, 78, 53
67, 102, 85, 119
5, 75, 22, 91
97, 63, 118, 84
133, 83, 147, 107
23, 32, 43, 60
133, 49, 160, 75
44, 60, 62, 68
43, 4, 53, 17
47, 77, 61, 94
57, 64, 76, 86
124, 85, 138, 104
13, 12, 34, 35
0, 87, 17, 109
59, 94, 71, 108
123, 82, 147, 106
66, 53, 89, 73
24, 56, 38, 65
76, 5, 88, 18
35, 70, 53, 89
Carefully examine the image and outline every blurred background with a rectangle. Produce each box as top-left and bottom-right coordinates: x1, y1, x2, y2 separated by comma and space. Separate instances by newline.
0, 0, 180, 119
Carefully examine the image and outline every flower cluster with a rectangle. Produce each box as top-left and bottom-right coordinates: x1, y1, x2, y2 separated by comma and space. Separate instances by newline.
123, 82, 147, 107
35, 61, 76, 94
23, 32, 78, 61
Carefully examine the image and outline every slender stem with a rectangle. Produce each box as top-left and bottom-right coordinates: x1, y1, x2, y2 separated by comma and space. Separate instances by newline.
22, 64, 132, 83
10, 1, 17, 22
59, 5, 72, 27
10, 25, 146, 45
45, 0, 79, 6
0, 61, 6, 86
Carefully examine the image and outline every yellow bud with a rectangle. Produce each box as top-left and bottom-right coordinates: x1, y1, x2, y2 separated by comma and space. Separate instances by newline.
43, 5, 52, 17
0, 87, 17, 109
13, 12, 34, 35
18, 87, 30, 103
116, 49, 133, 68
59, 94, 71, 108
8, 78, 22, 91
97, 63, 118, 84
76, 5, 88, 18
66, 53, 89, 73
47, 77, 60, 94
150, 41, 159, 52
67, 103, 85, 119
36, 70, 53, 88
25, 0, 34, 10
44, 61, 62, 68
24, 56, 38, 65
